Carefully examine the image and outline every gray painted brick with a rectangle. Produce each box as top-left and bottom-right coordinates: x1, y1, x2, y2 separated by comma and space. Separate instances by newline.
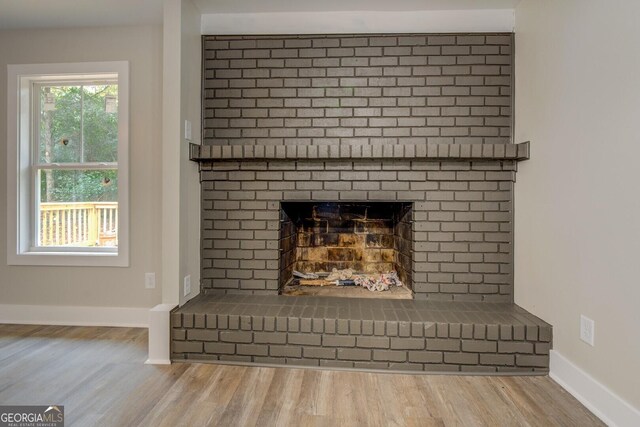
426, 339, 460, 351
204, 342, 235, 354
197, 36, 519, 303
337, 319, 349, 334
536, 343, 551, 355
172, 313, 182, 327
444, 352, 479, 365
323, 335, 356, 347
172, 329, 186, 340
361, 320, 374, 336
539, 327, 552, 342
461, 340, 497, 353
356, 336, 390, 349
174, 341, 203, 353
270, 345, 302, 358
182, 314, 194, 328
498, 342, 534, 354
516, 354, 548, 368
203, 34, 511, 147
173, 293, 549, 372
304, 347, 336, 359
348, 320, 361, 335
289, 333, 322, 346
373, 350, 407, 362
220, 331, 252, 343
237, 344, 269, 356
254, 332, 287, 344
408, 351, 444, 363
337, 348, 372, 361
187, 329, 218, 341
387, 322, 399, 337
194, 314, 206, 328
390, 338, 425, 350
513, 325, 526, 340
299, 319, 311, 333
480, 353, 515, 366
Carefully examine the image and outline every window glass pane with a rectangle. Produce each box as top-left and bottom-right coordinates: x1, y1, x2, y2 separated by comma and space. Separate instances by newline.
39, 85, 82, 163
38, 84, 118, 164
83, 84, 118, 162
38, 169, 118, 248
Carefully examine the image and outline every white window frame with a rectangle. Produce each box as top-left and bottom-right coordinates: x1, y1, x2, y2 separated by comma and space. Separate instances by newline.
7, 61, 129, 267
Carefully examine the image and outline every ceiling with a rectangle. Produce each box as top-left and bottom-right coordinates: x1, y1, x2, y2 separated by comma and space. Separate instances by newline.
0, 0, 521, 30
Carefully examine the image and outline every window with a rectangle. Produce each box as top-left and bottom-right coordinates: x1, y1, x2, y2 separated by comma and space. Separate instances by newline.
7, 62, 129, 266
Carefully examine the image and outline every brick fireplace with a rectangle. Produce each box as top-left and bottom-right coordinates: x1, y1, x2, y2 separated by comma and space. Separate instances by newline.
171, 33, 552, 373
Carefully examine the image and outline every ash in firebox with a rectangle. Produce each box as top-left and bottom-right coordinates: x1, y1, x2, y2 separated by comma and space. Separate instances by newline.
293, 268, 403, 292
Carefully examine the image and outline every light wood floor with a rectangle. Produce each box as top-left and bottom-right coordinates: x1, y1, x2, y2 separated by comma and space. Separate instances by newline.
0, 324, 603, 427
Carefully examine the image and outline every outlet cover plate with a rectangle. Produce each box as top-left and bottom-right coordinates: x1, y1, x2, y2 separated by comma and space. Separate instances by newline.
183, 275, 191, 297
145, 272, 156, 289
580, 315, 595, 346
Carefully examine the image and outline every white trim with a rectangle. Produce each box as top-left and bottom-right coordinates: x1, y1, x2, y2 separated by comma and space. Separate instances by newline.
146, 304, 176, 365
550, 350, 640, 427
201, 9, 515, 35
161, 0, 182, 305
0, 304, 149, 327
145, 359, 171, 365
6, 61, 130, 267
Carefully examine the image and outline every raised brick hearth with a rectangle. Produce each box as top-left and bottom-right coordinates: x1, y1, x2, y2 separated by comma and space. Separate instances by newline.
172, 295, 551, 373
171, 32, 553, 373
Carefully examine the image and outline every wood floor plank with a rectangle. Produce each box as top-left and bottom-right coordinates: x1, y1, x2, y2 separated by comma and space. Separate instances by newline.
0, 324, 605, 427
254, 365, 304, 426
376, 373, 417, 426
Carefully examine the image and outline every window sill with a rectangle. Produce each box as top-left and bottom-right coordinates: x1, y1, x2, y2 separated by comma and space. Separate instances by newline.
7, 251, 129, 267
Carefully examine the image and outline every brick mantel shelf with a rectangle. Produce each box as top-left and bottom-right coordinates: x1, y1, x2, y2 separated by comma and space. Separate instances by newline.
190, 142, 530, 162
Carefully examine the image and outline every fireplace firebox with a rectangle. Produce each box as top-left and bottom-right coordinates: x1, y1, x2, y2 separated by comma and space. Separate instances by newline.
279, 202, 413, 298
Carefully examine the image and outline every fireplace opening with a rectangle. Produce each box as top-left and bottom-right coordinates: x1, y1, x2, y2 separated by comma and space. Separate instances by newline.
279, 202, 413, 299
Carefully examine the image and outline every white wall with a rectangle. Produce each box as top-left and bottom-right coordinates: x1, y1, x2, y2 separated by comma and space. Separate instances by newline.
515, 0, 640, 411
0, 25, 163, 310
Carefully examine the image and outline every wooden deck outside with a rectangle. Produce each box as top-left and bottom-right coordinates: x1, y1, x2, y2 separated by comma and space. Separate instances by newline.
39, 201, 117, 247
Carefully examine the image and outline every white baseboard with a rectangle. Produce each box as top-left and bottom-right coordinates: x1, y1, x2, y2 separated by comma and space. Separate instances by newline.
550, 350, 640, 427
145, 358, 171, 365
0, 303, 150, 327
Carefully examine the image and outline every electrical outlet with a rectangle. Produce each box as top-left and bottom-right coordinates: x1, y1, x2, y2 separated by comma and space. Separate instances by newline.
580, 315, 595, 346
183, 275, 191, 297
145, 272, 156, 289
